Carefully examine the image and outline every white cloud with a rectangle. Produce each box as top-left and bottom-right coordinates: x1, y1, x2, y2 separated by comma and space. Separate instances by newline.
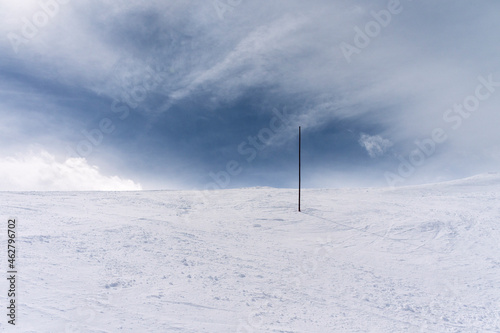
359, 133, 393, 158
0, 150, 142, 191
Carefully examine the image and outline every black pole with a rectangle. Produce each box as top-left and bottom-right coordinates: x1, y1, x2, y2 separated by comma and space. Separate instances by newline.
299, 126, 301, 212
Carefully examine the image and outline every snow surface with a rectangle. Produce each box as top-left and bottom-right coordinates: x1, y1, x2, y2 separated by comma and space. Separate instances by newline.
1, 174, 500, 332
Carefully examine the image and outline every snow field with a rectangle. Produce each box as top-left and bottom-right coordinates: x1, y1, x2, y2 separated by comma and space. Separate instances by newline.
0, 174, 499, 332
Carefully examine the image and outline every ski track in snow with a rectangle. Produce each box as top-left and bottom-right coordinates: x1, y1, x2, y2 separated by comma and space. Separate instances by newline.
0, 175, 499, 332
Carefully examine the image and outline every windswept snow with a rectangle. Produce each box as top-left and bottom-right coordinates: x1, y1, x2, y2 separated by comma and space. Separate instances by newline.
1, 174, 499, 332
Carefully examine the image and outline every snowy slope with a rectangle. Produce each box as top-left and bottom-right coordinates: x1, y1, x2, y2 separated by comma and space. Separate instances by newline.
1, 174, 499, 332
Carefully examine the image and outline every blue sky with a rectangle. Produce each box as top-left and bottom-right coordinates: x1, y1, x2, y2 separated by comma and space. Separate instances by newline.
1, 0, 500, 190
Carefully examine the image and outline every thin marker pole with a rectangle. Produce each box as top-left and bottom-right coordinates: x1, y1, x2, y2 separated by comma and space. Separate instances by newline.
299, 126, 301, 212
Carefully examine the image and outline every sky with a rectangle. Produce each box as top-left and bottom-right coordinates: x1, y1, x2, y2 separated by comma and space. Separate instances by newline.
1, 0, 499, 191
